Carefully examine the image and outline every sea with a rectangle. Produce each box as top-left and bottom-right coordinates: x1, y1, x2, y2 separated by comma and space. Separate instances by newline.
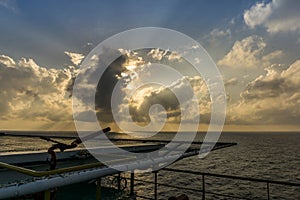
1, 131, 300, 200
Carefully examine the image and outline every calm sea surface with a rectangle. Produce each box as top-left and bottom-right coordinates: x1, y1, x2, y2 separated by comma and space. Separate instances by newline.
1, 131, 300, 199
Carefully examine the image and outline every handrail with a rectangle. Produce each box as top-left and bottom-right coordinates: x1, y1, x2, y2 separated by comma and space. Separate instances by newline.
122, 168, 300, 200
0, 157, 135, 177
0, 161, 105, 177
162, 168, 300, 187
109, 138, 237, 146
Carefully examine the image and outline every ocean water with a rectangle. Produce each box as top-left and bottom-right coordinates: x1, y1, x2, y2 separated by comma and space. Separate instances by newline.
1, 131, 300, 199
134, 132, 300, 200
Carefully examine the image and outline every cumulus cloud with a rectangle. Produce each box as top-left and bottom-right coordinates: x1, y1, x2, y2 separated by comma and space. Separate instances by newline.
125, 76, 211, 125
71, 47, 185, 127
4, 46, 299, 130
64, 51, 85, 66
0, 49, 218, 130
97, 48, 218, 130
73, 47, 201, 131
228, 60, 300, 125
0, 54, 76, 126
218, 35, 283, 68
244, 0, 300, 33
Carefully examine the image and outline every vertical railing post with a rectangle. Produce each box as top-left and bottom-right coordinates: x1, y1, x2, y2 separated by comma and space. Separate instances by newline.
96, 178, 101, 200
44, 190, 51, 200
117, 173, 121, 190
202, 174, 205, 200
267, 181, 270, 200
154, 171, 158, 200
130, 172, 135, 196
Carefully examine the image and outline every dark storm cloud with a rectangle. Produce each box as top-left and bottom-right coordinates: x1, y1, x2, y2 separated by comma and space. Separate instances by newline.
95, 56, 127, 122
68, 48, 128, 123
91, 50, 127, 123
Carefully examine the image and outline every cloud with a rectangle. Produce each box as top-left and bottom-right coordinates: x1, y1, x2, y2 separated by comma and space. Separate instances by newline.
71, 47, 186, 126
73, 48, 189, 128
124, 76, 211, 125
94, 48, 216, 129
210, 28, 231, 39
0, 54, 76, 125
95, 53, 127, 123
244, 0, 300, 33
69, 48, 129, 125
228, 60, 300, 125
218, 35, 283, 68
0, 48, 220, 130
64, 51, 85, 66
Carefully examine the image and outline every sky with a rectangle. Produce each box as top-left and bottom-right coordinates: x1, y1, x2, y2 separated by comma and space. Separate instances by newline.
0, 0, 300, 131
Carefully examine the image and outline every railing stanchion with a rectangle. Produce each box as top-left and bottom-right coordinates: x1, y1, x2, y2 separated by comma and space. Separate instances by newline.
267, 181, 270, 200
154, 171, 158, 200
117, 173, 121, 190
130, 172, 135, 196
96, 178, 101, 200
44, 190, 51, 200
202, 174, 205, 200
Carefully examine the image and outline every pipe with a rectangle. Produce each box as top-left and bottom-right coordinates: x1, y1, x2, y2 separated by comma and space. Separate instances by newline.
0, 153, 189, 199
0, 167, 117, 199
0, 158, 133, 177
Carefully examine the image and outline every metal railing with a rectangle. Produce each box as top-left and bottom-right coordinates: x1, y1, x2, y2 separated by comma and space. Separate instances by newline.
2, 159, 299, 199
127, 168, 300, 200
